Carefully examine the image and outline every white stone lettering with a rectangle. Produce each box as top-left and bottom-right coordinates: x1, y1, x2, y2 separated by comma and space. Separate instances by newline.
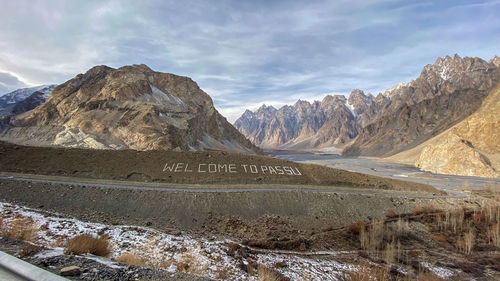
163, 163, 175, 172
292, 167, 302, 175
268, 166, 277, 175
283, 166, 294, 175
175, 163, 184, 172
250, 165, 258, 173
163, 162, 302, 176
208, 164, 217, 173
275, 166, 284, 175
261, 165, 268, 174
241, 164, 248, 173
198, 163, 207, 172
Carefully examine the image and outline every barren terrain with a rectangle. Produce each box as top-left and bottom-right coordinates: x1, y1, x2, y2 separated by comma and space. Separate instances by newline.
0, 142, 498, 280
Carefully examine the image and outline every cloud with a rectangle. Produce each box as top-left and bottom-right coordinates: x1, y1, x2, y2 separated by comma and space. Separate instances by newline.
0, 71, 28, 95
0, 0, 498, 121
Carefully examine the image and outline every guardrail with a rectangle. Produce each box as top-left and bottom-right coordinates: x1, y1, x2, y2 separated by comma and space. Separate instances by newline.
0, 250, 68, 281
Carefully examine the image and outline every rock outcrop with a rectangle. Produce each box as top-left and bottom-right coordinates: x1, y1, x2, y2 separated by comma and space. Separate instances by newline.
0, 64, 260, 153
415, 82, 500, 177
234, 95, 359, 150
343, 54, 500, 156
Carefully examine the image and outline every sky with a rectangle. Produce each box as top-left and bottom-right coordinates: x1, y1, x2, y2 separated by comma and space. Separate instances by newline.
0, 0, 499, 122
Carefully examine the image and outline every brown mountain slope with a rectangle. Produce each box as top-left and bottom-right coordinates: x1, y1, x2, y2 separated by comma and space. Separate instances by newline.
343, 55, 500, 157
342, 88, 487, 157
414, 82, 500, 177
0, 65, 260, 153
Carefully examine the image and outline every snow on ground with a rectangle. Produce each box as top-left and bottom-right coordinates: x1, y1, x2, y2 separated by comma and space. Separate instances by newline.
0, 202, 355, 280
421, 262, 454, 279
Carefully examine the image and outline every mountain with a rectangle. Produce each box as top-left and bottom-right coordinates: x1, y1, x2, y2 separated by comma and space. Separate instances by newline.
413, 82, 500, 177
343, 54, 500, 156
235, 55, 499, 153
0, 85, 56, 117
0, 85, 56, 110
234, 95, 359, 151
0, 64, 260, 153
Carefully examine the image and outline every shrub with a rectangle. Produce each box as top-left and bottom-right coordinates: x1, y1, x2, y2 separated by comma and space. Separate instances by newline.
346, 262, 388, 281
456, 227, 475, 254
350, 221, 365, 235
64, 234, 110, 257
115, 252, 147, 266
432, 234, 448, 243
386, 210, 396, 218
1, 216, 39, 242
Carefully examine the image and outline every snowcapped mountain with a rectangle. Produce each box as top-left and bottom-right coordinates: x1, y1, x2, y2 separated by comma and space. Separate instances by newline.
0, 85, 56, 109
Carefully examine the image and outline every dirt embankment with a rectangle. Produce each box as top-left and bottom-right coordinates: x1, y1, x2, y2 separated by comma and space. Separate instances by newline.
0, 141, 437, 193
0, 178, 482, 243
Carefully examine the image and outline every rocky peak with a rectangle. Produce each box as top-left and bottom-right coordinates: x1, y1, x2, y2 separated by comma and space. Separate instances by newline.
423, 54, 491, 81
321, 94, 346, 105
348, 89, 374, 116
490, 56, 500, 67
255, 104, 277, 120
234, 94, 358, 149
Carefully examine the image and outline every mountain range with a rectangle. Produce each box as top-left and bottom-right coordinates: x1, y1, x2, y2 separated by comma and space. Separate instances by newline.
235, 55, 500, 177
0, 55, 498, 177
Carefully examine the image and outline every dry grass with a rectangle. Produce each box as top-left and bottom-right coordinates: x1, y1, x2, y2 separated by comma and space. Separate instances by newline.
115, 252, 147, 266
359, 219, 385, 252
456, 225, 475, 254
383, 239, 397, 264
258, 264, 289, 281
0, 215, 39, 242
345, 262, 388, 281
64, 234, 110, 257
487, 223, 500, 247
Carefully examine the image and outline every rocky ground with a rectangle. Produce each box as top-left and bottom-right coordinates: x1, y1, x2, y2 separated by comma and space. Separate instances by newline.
0, 237, 211, 281
0, 189, 498, 280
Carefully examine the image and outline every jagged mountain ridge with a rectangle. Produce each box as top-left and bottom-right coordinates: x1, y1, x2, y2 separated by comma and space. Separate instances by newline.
235, 55, 500, 155
234, 95, 359, 150
0, 64, 260, 153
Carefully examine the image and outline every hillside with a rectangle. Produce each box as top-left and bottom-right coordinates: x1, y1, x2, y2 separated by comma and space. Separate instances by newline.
0, 141, 437, 193
0, 65, 259, 153
412, 82, 500, 177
